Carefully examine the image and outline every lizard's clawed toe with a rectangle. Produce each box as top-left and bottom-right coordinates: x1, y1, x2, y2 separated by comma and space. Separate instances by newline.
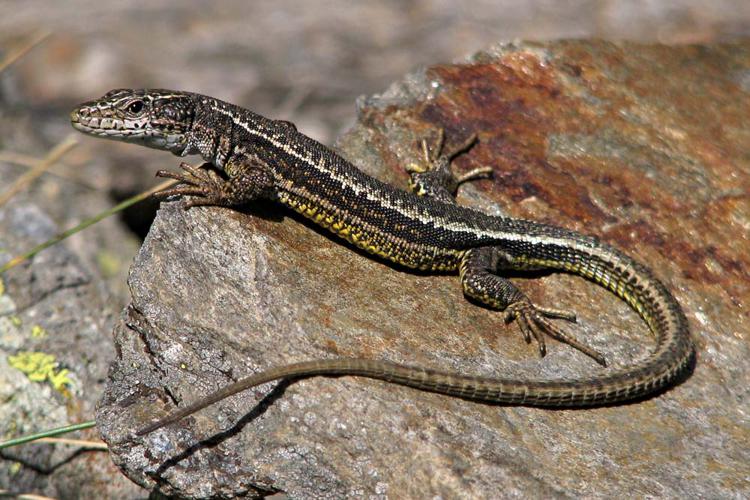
505, 300, 607, 366
154, 162, 230, 207
406, 128, 489, 201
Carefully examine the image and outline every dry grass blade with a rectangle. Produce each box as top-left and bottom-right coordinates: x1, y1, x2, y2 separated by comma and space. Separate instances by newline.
36, 437, 108, 451
0, 134, 78, 207
0, 151, 96, 189
0, 490, 58, 500
0, 31, 51, 74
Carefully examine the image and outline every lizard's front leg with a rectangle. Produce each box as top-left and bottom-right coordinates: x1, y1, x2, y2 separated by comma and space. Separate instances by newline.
154, 154, 275, 209
406, 129, 606, 365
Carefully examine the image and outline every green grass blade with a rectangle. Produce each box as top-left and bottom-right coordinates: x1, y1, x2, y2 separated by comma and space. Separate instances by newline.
0, 179, 176, 274
0, 420, 96, 450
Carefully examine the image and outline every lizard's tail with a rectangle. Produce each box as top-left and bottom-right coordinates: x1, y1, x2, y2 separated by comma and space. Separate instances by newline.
136, 242, 694, 436
502, 238, 696, 405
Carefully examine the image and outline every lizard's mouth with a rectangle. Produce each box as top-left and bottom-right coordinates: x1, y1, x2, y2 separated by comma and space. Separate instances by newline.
70, 108, 133, 138
70, 107, 187, 154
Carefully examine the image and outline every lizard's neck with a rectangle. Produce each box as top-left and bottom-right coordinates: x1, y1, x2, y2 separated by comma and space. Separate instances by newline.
186, 97, 276, 168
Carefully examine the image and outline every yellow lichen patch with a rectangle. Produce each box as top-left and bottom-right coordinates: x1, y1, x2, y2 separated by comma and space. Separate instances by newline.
31, 325, 47, 338
8, 351, 73, 394
9, 315, 22, 327
0, 277, 4, 295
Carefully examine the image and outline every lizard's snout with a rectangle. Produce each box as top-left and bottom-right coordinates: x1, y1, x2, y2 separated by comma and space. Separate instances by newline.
70, 106, 94, 133
69, 105, 123, 137
70, 104, 93, 126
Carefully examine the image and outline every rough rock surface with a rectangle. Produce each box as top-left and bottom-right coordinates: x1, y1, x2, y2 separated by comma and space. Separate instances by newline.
99, 41, 749, 498
0, 206, 143, 500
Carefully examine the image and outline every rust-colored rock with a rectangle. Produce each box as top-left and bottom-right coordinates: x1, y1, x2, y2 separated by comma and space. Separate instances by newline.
99, 41, 749, 498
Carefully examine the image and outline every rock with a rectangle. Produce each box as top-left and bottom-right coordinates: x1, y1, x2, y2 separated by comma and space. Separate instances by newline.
98, 40, 750, 498
0, 203, 145, 499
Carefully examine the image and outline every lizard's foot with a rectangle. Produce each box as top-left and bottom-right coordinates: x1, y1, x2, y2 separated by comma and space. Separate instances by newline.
505, 300, 607, 366
406, 128, 492, 202
155, 162, 232, 208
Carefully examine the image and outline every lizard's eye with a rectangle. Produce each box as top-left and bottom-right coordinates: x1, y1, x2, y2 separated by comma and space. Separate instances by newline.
127, 101, 145, 114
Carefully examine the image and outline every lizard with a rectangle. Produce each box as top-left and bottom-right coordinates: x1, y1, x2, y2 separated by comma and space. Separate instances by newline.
70, 89, 695, 436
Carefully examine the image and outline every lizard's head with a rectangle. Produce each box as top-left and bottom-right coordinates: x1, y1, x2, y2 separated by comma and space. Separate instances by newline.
71, 89, 195, 154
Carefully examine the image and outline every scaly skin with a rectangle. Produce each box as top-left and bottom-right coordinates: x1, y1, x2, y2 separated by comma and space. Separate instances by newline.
70, 89, 695, 436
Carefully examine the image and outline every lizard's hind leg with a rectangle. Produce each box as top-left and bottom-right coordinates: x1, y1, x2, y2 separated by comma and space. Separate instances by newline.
460, 247, 608, 366
405, 130, 606, 366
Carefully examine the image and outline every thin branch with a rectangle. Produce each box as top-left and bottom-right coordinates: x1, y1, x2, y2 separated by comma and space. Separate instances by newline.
0, 490, 58, 500
0, 151, 96, 189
